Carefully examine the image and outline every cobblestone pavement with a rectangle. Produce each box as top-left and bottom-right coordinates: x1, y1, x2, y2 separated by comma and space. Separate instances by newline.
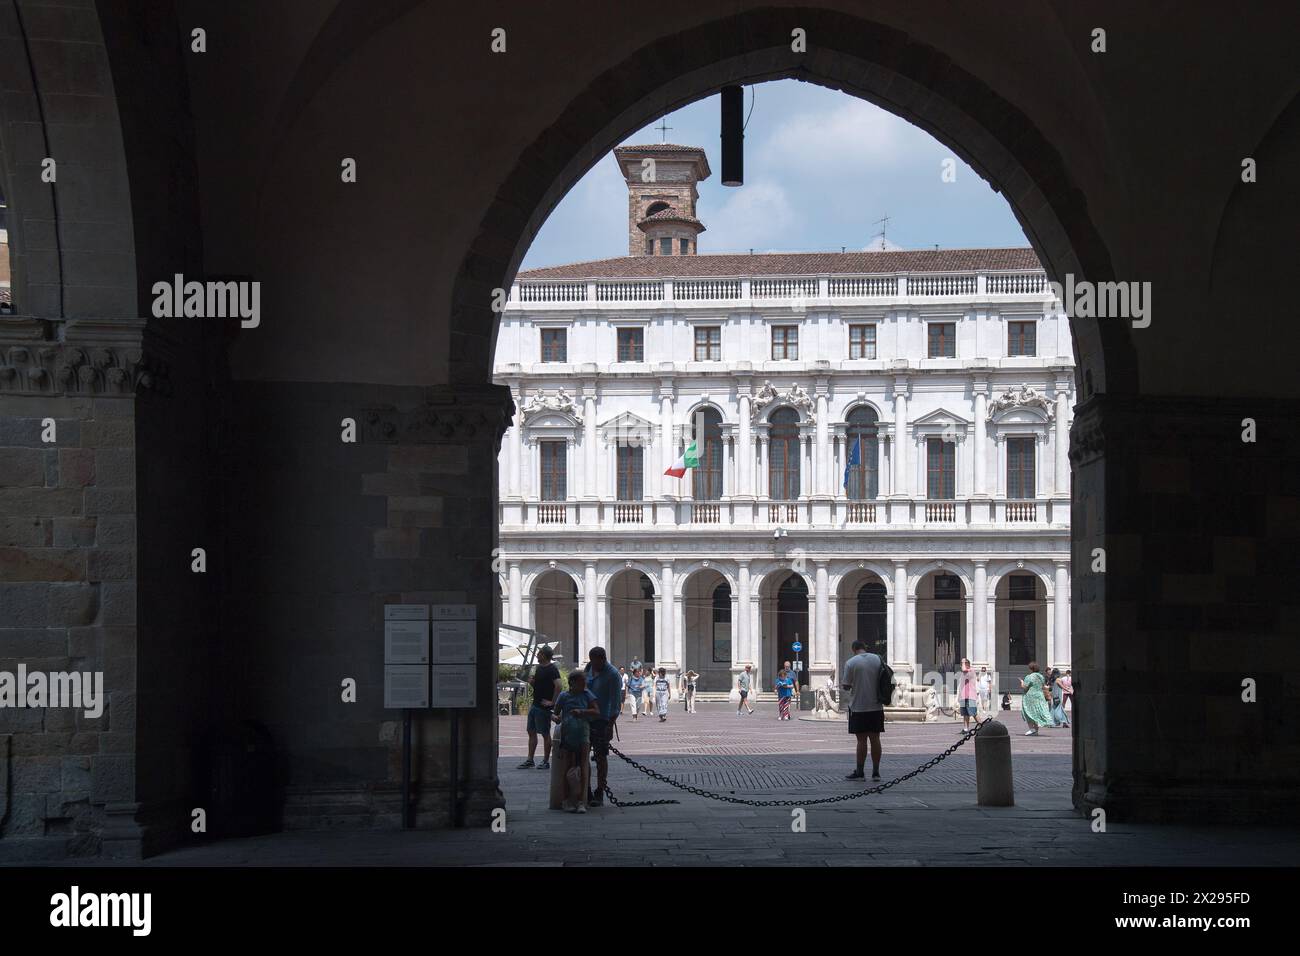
43, 704, 1300, 867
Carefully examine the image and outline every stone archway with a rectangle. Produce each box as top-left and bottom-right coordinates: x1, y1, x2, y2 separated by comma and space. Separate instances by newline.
452, 8, 1136, 401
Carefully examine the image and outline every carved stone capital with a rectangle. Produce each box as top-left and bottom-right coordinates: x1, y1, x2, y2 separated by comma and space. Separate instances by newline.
363, 384, 513, 447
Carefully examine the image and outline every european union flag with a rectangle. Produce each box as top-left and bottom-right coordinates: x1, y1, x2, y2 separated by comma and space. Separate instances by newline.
843, 435, 861, 491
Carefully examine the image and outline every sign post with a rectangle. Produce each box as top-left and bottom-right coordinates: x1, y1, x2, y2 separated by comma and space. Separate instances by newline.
431, 604, 478, 829
792, 638, 803, 687
384, 605, 431, 829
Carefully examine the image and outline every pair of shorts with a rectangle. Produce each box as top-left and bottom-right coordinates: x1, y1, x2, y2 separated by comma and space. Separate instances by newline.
960, 700, 978, 717
739, 690, 749, 699
588, 718, 612, 757
526, 705, 552, 735
848, 710, 885, 735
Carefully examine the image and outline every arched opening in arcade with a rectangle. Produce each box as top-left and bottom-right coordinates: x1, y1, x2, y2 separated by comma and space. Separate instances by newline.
476, 7, 1134, 818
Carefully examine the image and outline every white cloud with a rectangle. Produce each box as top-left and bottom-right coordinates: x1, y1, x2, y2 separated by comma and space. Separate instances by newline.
758, 98, 926, 178
703, 180, 796, 252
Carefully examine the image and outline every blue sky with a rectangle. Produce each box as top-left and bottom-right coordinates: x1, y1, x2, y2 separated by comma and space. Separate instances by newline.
520, 80, 1030, 270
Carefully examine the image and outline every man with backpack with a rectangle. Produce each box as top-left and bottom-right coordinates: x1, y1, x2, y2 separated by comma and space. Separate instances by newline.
841, 640, 889, 781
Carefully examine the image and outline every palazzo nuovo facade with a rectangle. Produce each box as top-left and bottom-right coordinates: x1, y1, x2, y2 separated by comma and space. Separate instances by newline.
494, 144, 1072, 703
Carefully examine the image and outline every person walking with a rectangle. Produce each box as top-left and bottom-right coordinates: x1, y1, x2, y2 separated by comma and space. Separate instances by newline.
1053, 668, 1072, 728
841, 640, 885, 780
736, 664, 755, 716
626, 667, 646, 720
956, 657, 979, 732
682, 669, 699, 714
977, 665, 993, 715
552, 669, 598, 813
1019, 661, 1053, 736
653, 667, 671, 722
775, 668, 796, 720
1059, 669, 1074, 727
518, 646, 561, 770
582, 647, 624, 807
643, 667, 655, 717
1046, 666, 1065, 727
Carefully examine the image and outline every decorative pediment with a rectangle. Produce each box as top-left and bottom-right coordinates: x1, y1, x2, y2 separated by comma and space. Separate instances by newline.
520, 387, 582, 424
912, 407, 971, 428
599, 411, 655, 445
752, 380, 816, 424
987, 384, 1053, 421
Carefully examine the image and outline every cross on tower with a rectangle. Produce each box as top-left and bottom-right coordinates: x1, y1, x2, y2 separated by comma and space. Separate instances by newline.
656, 119, 673, 143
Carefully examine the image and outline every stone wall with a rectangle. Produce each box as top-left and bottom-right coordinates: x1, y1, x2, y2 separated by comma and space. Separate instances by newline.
1070, 394, 1300, 823
219, 381, 510, 831
0, 382, 137, 859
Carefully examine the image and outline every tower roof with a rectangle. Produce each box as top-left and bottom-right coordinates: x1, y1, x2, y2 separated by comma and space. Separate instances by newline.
614, 144, 711, 180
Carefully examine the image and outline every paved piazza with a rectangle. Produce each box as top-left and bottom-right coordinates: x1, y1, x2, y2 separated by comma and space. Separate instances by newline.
82, 702, 1299, 867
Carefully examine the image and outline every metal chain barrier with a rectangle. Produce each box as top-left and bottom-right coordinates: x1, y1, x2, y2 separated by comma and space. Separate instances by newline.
601, 717, 993, 809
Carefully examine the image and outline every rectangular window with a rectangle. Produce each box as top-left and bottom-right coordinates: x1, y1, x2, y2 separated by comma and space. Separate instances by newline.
1008, 610, 1036, 666
646, 238, 654, 255
694, 326, 721, 361
616, 445, 643, 501
771, 326, 799, 360
659, 238, 672, 255
927, 322, 956, 358
927, 437, 955, 499
540, 328, 567, 363
616, 327, 644, 362
1009, 575, 1038, 601
848, 324, 877, 360
680, 238, 691, 255
539, 441, 567, 500
1006, 437, 1036, 499
1008, 321, 1037, 357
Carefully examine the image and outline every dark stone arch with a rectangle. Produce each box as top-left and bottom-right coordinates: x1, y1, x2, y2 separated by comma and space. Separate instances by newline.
451, 6, 1137, 396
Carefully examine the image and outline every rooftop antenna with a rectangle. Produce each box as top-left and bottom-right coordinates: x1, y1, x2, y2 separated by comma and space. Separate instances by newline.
874, 214, 891, 241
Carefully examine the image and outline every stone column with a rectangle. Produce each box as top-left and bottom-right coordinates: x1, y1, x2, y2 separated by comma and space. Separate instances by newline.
973, 382, 988, 496
973, 561, 988, 666
509, 562, 523, 627
738, 389, 753, 495
893, 561, 910, 694
659, 562, 675, 669
583, 563, 598, 659
510, 386, 524, 497
815, 390, 829, 495
583, 388, 597, 498
737, 561, 751, 668
758, 435, 769, 499
659, 381, 675, 498
813, 561, 831, 681
1054, 560, 1070, 667
1054, 381, 1070, 496
892, 379, 909, 496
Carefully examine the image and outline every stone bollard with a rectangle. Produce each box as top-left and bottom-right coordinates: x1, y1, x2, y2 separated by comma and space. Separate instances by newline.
975, 719, 1015, 806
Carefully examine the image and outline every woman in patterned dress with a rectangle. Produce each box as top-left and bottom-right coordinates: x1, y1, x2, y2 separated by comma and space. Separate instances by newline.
1018, 661, 1054, 736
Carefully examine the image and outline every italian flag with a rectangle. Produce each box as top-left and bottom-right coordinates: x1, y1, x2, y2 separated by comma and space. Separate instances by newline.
664, 440, 699, 478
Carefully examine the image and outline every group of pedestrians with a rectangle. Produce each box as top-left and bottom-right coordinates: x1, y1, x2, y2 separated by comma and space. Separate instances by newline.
517, 643, 1073, 812
1019, 662, 1072, 735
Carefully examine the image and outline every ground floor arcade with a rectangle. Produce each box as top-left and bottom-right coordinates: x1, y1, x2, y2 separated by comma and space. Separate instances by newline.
505, 553, 1070, 700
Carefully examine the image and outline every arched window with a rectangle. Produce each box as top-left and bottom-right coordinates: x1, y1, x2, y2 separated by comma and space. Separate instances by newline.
856, 581, 888, 658
645, 201, 671, 217
768, 407, 801, 499
845, 406, 879, 500
691, 407, 724, 500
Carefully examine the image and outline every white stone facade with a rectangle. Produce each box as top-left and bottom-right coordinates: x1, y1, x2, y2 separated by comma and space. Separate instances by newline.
495, 260, 1073, 702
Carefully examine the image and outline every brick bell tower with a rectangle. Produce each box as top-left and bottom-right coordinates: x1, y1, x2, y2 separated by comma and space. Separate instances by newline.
614, 144, 711, 256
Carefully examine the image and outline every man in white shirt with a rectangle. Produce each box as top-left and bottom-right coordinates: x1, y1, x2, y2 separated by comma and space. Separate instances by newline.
841, 640, 884, 781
